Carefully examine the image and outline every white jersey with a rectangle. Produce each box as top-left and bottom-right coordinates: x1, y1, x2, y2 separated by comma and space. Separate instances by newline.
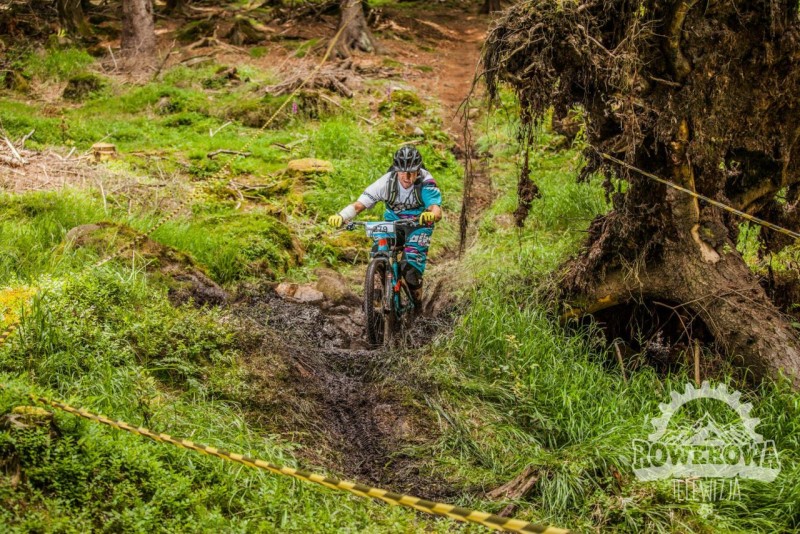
357, 169, 436, 213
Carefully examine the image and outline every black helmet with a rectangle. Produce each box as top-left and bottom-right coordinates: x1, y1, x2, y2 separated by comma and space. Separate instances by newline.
392, 145, 422, 173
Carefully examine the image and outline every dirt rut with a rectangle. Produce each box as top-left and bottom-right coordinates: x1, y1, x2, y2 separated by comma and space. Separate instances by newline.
232, 286, 457, 498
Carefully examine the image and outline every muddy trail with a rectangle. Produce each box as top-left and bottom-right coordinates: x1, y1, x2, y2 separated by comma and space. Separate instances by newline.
229, 5, 492, 500
395, 7, 496, 225
232, 279, 459, 498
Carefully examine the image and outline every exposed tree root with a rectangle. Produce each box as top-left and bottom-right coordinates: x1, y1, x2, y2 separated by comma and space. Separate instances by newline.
483, 0, 800, 383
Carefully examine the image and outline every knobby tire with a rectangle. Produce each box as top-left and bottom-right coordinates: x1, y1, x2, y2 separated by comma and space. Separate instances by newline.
365, 259, 387, 347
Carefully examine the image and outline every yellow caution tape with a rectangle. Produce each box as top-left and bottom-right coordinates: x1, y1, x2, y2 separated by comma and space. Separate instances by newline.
15, 389, 568, 534
601, 152, 800, 240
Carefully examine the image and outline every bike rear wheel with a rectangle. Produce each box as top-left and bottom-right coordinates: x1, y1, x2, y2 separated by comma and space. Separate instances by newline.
364, 259, 388, 347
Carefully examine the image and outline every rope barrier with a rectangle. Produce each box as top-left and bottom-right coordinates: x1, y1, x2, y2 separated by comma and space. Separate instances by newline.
1, 387, 568, 534
600, 152, 800, 240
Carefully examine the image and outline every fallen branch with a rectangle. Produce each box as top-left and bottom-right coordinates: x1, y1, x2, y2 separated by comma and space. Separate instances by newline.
229, 180, 244, 210
694, 339, 701, 386
18, 129, 35, 148
265, 61, 358, 99
3, 136, 26, 164
0, 154, 25, 167
207, 149, 251, 159
486, 465, 540, 517
614, 342, 628, 384
209, 121, 232, 137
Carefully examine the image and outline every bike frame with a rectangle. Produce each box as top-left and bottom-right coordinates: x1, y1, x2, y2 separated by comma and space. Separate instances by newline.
367, 227, 415, 318
349, 220, 418, 317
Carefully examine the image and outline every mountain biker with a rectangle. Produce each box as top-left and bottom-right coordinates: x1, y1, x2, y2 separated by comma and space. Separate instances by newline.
328, 145, 443, 305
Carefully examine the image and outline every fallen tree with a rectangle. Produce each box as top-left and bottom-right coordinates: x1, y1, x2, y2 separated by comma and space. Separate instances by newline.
484, 0, 800, 383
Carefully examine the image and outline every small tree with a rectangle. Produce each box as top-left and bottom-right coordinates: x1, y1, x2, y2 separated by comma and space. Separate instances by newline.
334, 0, 375, 59
480, 0, 502, 14
57, 0, 92, 39
121, 0, 156, 69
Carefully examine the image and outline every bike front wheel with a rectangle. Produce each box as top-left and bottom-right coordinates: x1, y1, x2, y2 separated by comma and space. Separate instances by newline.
364, 259, 388, 347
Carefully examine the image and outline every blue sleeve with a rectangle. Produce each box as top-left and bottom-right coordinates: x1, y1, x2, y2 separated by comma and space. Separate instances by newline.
421, 182, 441, 208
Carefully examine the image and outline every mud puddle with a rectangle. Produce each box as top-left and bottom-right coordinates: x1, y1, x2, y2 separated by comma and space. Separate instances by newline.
231, 284, 458, 499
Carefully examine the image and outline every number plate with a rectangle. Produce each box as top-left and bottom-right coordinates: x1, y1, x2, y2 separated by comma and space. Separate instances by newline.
365, 222, 396, 238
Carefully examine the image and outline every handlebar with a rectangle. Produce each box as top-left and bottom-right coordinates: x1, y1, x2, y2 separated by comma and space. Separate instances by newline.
345, 219, 425, 231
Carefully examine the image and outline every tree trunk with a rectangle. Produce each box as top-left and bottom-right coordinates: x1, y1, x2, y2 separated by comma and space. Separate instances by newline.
121, 0, 156, 69
571, 242, 800, 384
563, 123, 800, 384
480, 0, 502, 14
165, 0, 186, 15
483, 0, 800, 384
57, 0, 92, 39
334, 0, 375, 59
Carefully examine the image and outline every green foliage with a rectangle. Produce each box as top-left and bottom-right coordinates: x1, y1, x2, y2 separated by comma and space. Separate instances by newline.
1, 18, 798, 534
155, 209, 298, 284
16, 48, 95, 82
0, 272, 431, 532
0, 191, 107, 284
411, 91, 800, 533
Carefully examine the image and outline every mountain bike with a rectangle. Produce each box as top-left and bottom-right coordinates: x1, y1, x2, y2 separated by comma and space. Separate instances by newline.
346, 219, 422, 347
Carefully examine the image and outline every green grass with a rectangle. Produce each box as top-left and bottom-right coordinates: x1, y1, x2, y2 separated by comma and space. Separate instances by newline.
405, 93, 800, 533
0, 49, 471, 532
0, 191, 108, 283
14, 47, 95, 82
5, 37, 797, 534
0, 269, 449, 532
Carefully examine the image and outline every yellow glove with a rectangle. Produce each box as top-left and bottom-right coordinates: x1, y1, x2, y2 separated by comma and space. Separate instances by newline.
419, 211, 436, 225
328, 215, 344, 228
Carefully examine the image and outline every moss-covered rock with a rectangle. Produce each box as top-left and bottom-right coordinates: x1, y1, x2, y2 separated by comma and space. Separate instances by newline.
202, 66, 241, 90
64, 222, 228, 305
379, 89, 425, 118
62, 73, 106, 101
4, 70, 30, 93
224, 96, 290, 128
176, 19, 216, 43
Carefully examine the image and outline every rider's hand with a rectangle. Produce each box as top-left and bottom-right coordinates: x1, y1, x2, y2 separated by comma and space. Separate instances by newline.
328, 215, 344, 228
419, 211, 436, 225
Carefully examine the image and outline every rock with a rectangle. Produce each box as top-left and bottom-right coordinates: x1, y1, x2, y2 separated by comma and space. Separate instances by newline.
412, 125, 425, 137
314, 268, 356, 305
64, 222, 228, 308
287, 158, 334, 174
275, 282, 324, 304
65, 223, 103, 245
62, 73, 106, 102
164, 265, 229, 307
379, 89, 424, 118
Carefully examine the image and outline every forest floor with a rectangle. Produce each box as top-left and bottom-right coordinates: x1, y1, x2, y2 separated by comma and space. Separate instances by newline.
2, 2, 799, 533
226, 6, 494, 496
